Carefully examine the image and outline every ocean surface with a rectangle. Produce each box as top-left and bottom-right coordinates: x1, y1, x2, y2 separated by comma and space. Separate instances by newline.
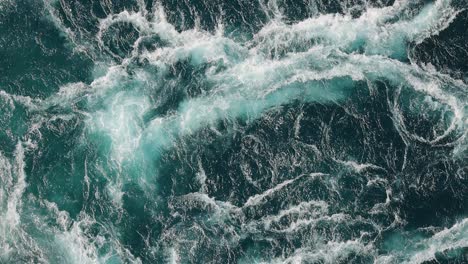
0, 0, 467, 263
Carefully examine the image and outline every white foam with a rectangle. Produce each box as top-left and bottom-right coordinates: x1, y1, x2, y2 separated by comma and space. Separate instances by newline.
43, 201, 142, 264
4, 0, 466, 262
0, 142, 35, 260
178, 192, 239, 215
294, 110, 304, 139
253, 0, 456, 58
335, 159, 386, 173
166, 247, 180, 264
38, 0, 465, 169
91, 92, 149, 163
0, 90, 40, 111
243, 173, 326, 208
5, 142, 27, 230
196, 157, 208, 193
42, 0, 88, 55
244, 200, 330, 232
404, 218, 468, 264
263, 239, 373, 264
0, 151, 13, 258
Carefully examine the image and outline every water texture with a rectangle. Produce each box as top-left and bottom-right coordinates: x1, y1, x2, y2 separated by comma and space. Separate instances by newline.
0, 0, 467, 263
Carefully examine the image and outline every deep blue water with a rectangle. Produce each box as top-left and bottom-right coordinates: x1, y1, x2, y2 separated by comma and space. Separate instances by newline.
0, 0, 467, 263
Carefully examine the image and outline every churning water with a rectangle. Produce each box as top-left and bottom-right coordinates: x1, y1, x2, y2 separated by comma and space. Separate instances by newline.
0, 0, 467, 263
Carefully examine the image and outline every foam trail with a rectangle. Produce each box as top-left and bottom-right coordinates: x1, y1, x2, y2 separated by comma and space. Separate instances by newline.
136, 1, 463, 151
6, 142, 27, 229
253, 240, 373, 264
243, 173, 326, 207
243, 200, 330, 231
404, 218, 468, 264
252, 0, 458, 58
0, 151, 14, 258
376, 218, 468, 263
40, 0, 464, 162
141, 51, 465, 153
0, 142, 27, 259
334, 159, 386, 173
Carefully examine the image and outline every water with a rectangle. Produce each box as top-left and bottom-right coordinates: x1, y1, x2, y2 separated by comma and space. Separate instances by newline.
0, 0, 467, 263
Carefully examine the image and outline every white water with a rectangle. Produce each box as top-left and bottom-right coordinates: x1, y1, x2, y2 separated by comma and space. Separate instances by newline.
1, 0, 465, 263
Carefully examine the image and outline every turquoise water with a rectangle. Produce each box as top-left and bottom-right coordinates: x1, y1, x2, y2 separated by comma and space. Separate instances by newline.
0, 0, 467, 263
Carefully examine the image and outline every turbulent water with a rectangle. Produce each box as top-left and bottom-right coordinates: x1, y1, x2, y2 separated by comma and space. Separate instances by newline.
0, 0, 467, 263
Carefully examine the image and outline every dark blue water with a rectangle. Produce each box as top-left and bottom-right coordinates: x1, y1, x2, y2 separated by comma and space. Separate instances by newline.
0, 0, 467, 263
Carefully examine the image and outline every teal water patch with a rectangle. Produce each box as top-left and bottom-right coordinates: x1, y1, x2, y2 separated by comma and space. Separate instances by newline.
0, 0, 467, 263
0, 0, 93, 98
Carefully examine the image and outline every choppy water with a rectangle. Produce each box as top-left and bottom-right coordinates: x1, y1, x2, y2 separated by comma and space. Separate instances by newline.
0, 0, 467, 263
